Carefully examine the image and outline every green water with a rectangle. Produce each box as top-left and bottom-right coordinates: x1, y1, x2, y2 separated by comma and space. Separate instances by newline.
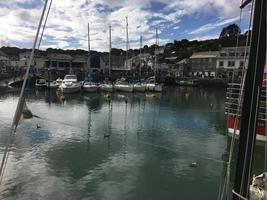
0, 87, 264, 199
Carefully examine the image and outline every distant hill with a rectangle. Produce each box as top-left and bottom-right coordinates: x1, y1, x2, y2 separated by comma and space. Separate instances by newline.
0, 29, 249, 63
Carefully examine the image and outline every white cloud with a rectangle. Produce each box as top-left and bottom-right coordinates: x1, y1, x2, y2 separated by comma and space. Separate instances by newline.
189, 16, 240, 35
0, 0, 247, 51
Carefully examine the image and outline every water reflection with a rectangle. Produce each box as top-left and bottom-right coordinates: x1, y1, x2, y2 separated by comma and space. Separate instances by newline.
0, 87, 241, 200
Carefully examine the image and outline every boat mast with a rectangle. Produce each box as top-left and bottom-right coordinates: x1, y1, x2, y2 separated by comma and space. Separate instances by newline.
87, 22, 91, 74
154, 26, 158, 82
109, 24, 111, 77
139, 35, 142, 77
126, 16, 129, 72
233, 0, 266, 199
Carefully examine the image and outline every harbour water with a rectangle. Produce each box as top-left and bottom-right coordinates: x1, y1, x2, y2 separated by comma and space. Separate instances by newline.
0, 87, 264, 199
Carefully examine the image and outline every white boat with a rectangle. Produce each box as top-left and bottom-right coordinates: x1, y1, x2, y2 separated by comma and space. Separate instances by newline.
146, 76, 162, 92
35, 78, 47, 88
60, 75, 81, 94
114, 78, 133, 92
83, 81, 98, 92
100, 83, 113, 92
133, 82, 146, 92
47, 78, 62, 89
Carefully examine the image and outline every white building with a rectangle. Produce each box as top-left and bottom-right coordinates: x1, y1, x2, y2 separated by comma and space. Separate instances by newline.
216, 46, 250, 79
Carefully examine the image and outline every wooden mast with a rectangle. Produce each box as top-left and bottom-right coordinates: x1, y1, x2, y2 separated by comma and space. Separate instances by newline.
233, 0, 266, 199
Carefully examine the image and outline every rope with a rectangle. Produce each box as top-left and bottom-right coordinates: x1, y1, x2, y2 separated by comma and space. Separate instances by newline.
38, 0, 53, 49
0, 0, 50, 185
219, 0, 255, 199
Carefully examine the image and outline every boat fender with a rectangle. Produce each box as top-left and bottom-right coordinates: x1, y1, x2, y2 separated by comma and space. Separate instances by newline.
60, 95, 65, 101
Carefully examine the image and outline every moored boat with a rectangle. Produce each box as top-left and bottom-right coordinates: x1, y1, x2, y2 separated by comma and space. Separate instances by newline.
100, 83, 113, 92
146, 76, 162, 92
35, 78, 47, 88
114, 77, 133, 92
60, 74, 81, 94
225, 83, 267, 145
82, 73, 98, 92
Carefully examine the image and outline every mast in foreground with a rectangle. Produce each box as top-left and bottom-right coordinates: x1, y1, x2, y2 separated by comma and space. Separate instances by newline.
232, 0, 266, 199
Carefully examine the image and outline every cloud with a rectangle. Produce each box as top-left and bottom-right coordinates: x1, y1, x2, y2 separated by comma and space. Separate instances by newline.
189, 16, 240, 35
0, 0, 247, 51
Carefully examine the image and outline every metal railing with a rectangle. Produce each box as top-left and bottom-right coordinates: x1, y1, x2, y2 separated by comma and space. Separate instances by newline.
225, 83, 266, 121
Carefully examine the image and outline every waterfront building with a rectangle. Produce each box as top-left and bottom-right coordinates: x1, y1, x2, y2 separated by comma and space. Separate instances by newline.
188, 51, 218, 78
175, 58, 190, 77
100, 55, 127, 74
19, 51, 48, 74
0, 50, 10, 77
216, 46, 250, 79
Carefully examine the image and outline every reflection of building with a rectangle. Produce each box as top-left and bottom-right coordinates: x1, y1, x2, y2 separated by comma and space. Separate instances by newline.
189, 51, 218, 77
216, 46, 250, 79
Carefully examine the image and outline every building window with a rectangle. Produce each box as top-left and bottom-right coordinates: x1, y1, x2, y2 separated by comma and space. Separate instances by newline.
220, 53, 227, 57
229, 52, 235, 56
209, 58, 212, 63
219, 61, 224, 67
240, 61, 244, 67
228, 61, 235, 67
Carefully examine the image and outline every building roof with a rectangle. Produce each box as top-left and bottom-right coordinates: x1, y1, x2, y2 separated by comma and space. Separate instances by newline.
190, 51, 218, 59
0, 50, 8, 57
48, 53, 72, 60
72, 55, 87, 62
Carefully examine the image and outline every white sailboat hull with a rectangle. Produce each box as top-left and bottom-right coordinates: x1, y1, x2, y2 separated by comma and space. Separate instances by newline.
100, 84, 113, 92
115, 84, 133, 92
133, 84, 146, 92
83, 83, 98, 92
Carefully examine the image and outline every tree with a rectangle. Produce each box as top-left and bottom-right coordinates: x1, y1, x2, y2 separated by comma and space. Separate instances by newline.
219, 24, 241, 38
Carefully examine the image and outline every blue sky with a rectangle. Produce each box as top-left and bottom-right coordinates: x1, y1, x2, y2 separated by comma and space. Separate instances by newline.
0, 0, 250, 52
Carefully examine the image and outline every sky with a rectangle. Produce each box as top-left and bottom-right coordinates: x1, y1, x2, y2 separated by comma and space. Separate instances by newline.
0, 0, 251, 52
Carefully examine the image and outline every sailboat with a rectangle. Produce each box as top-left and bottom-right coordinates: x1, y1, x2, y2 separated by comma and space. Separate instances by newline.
146, 26, 162, 93
82, 23, 98, 93
100, 25, 114, 93
219, 0, 266, 199
114, 77, 133, 92
114, 16, 134, 93
133, 35, 146, 92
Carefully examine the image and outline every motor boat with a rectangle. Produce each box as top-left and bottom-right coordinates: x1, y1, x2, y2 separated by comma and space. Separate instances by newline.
60, 74, 81, 94
47, 77, 63, 88
114, 77, 133, 92
146, 76, 162, 92
35, 78, 47, 88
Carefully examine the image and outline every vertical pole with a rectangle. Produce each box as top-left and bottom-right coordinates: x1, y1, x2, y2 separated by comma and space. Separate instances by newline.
233, 0, 266, 199
87, 23, 91, 74
109, 25, 111, 78
154, 26, 158, 81
139, 35, 142, 77
126, 16, 129, 72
